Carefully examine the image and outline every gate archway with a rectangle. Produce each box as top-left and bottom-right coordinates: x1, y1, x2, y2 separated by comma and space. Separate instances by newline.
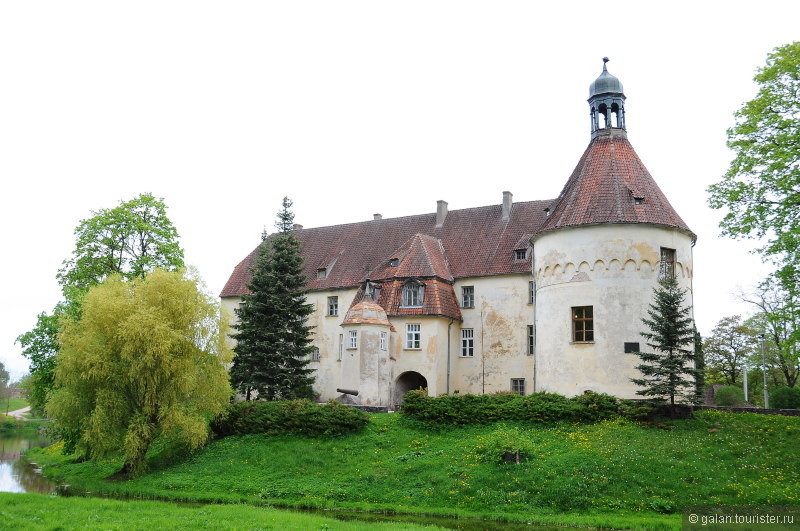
393, 371, 428, 409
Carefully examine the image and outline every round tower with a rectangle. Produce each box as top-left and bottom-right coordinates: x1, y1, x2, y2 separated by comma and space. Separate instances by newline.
531, 59, 696, 399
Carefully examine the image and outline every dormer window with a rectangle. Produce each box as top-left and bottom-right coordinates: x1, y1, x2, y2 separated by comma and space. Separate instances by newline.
389, 258, 399, 267
514, 249, 527, 260
634, 197, 644, 206
401, 279, 424, 307
316, 268, 328, 279
366, 281, 382, 302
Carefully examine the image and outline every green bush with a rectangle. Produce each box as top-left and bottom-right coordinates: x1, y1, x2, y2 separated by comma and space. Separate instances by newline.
617, 400, 659, 422
400, 389, 619, 425
771, 387, 800, 409
212, 399, 369, 438
474, 425, 535, 464
0, 414, 20, 432
714, 385, 745, 407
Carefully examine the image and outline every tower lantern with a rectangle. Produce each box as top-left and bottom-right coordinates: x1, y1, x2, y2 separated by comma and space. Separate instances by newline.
588, 57, 626, 136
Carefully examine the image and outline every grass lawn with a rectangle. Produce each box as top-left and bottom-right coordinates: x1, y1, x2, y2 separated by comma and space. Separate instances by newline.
0, 493, 444, 530
29, 410, 800, 531
2, 397, 29, 414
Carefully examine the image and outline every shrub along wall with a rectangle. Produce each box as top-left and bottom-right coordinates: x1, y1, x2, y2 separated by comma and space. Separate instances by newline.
212, 399, 370, 437
399, 390, 638, 425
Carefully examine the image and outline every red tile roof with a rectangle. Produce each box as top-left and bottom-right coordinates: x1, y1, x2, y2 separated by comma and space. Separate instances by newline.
348, 280, 463, 322
220, 200, 550, 298
539, 129, 695, 239
369, 233, 453, 282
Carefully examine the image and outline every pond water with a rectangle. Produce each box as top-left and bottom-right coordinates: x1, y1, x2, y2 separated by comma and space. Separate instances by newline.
1, 432, 567, 530
0, 431, 56, 494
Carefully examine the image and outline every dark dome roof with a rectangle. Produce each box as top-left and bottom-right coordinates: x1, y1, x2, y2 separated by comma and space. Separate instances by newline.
589, 57, 623, 97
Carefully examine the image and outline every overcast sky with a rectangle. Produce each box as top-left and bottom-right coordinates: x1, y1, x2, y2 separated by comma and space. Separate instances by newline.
1, 1, 798, 380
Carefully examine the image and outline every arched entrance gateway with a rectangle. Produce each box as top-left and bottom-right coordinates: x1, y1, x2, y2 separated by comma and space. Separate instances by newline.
393, 371, 427, 410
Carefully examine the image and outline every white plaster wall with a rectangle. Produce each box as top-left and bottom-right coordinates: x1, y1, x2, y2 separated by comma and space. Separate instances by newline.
451, 275, 535, 395
388, 316, 449, 399
533, 224, 694, 398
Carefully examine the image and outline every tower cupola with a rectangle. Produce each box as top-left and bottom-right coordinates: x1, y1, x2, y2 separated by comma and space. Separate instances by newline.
588, 57, 626, 137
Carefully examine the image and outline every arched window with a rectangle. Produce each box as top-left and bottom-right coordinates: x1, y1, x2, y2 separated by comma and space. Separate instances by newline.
401, 280, 425, 307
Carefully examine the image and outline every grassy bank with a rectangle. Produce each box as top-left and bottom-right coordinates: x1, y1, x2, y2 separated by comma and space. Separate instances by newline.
30, 410, 800, 530
0, 493, 443, 530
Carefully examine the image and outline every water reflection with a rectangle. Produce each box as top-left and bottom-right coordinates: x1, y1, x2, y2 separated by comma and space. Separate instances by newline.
0, 432, 56, 494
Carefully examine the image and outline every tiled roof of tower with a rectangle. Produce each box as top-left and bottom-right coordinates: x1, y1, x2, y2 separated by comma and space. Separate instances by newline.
538, 129, 695, 239
220, 199, 551, 297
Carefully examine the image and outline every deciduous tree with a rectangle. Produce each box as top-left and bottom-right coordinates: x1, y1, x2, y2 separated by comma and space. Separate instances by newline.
46, 269, 232, 477
630, 276, 697, 405
230, 197, 315, 401
17, 193, 185, 415
57, 192, 185, 300
702, 315, 757, 385
707, 41, 800, 290
742, 277, 799, 387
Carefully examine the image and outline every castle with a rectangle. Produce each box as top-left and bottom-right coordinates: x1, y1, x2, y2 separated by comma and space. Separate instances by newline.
221, 59, 696, 407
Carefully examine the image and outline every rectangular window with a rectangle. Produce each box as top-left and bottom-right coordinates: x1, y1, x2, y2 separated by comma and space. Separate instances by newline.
348, 330, 358, 349
511, 378, 525, 395
527, 325, 534, 355
624, 342, 640, 354
461, 286, 474, 308
572, 306, 594, 342
461, 328, 474, 357
659, 247, 676, 280
380, 331, 387, 351
310, 347, 320, 361
338, 334, 343, 361
514, 249, 527, 260
316, 268, 327, 280
406, 323, 421, 350
327, 296, 338, 316
402, 281, 424, 307
529, 281, 535, 304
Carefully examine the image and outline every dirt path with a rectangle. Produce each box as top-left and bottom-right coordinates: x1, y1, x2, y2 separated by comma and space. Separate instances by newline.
7, 406, 31, 420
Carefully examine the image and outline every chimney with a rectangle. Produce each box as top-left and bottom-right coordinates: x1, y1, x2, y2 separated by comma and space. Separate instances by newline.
373, 213, 382, 220
293, 224, 303, 230
502, 191, 513, 221
436, 200, 448, 227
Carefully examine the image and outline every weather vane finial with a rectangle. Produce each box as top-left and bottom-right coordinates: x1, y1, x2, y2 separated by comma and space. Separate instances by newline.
602, 56, 609, 72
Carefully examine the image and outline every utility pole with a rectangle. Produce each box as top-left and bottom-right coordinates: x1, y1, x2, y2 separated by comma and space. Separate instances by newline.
760, 334, 769, 409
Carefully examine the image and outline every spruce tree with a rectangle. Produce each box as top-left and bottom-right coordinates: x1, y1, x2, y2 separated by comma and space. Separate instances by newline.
630, 275, 697, 405
230, 197, 315, 401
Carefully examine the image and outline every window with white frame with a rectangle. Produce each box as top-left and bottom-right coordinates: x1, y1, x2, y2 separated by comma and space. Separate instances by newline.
461, 328, 474, 357
406, 323, 421, 349
529, 281, 534, 304
310, 347, 320, 361
316, 268, 327, 280
348, 330, 357, 349
527, 325, 534, 355
327, 296, 338, 316
514, 249, 527, 260
401, 280, 424, 307
461, 286, 474, 308
511, 378, 525, 395
380, 331, 387, 351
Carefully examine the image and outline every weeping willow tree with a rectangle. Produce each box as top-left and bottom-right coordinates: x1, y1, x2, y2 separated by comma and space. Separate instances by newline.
47, 269, 232, 477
